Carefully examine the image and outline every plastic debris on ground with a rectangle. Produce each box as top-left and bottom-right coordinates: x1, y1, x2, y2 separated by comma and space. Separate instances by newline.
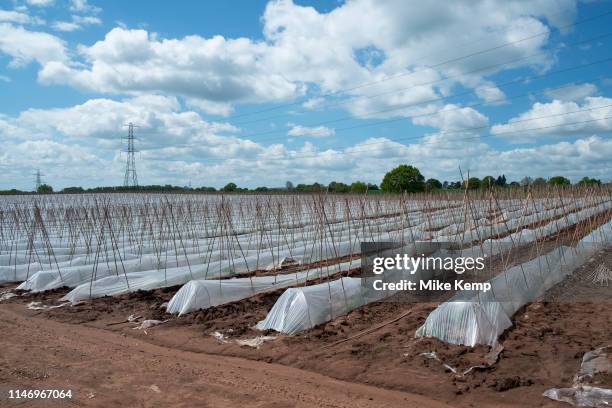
0, 291, 17, 302
235, 336, 277, 349
26, 301, 70, 310
133, 319, 166, 330
544, 346, 612, 407
211, 331, 229, 344
585, 264, 612, 286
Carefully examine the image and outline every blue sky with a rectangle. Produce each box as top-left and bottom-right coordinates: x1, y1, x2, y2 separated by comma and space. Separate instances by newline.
0, 0, 611, 190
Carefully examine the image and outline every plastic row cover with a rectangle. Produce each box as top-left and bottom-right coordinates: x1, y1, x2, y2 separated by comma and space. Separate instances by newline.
255, 277, 367, 334
5, 198, 605, 286
255, 248, 429, 334
5, 211, 423, 285
254, 210, 611, 336
166, 259, 361, 315
415, 220, 612, 347
2, 197, 595, 268
20, 199, 606, 292
0, 206, 422, 263
37, 218, 434, 295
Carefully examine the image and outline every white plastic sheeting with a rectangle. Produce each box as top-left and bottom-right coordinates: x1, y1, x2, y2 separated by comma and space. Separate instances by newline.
255, 277, 368, 334
256, 218, 611, 337
415, 220, 612, 347
6, 210, 425, 286
33, 200, 610, 296
255, 247, 429, 334
166, 259, 361, 315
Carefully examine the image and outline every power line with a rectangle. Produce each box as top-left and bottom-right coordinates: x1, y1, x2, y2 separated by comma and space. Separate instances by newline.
232, 31, 612, 127
224, 8, 612, 121
164, 56, 612, 151
184, 106, 612, 164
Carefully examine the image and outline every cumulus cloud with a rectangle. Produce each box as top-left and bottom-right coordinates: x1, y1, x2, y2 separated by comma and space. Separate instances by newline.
1, 95, 609, 189
0, 9, 44, 25
72, 15, 101, 25
5, 95, 238, 150
3, 0, 608, 190
491, 97, 612, 141
411, 104, 488, 131
38, 27, 302, 105
184, 98, 234, 117
26, 0, 54, 7
0, 23, 67, 67
52, 14, 102, 32
52, 21, 80, 32
475, 136, 612, 180
543, 82, 597, 101
34, 0, 576, 117
70, 0, 101, 14
287, 124, 335, 138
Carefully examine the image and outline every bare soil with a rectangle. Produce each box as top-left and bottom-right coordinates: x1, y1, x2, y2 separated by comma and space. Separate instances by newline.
0, 247, 610, 407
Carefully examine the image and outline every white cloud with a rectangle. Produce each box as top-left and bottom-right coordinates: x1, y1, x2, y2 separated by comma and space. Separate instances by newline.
476, 136, 612, 180
3, 0, 609, 189
543, 82, 597, 101
52, 21, 80, 32
1, 95, 609, 189
52, 14, 102, 32
184, 98, 234, 117
72, 15, 101, 25
412, 104, 488, 131
70, 0, 100, 14
491, 97, 612, 141
26, 0, 54, 7
475, 84, 507, 105
0, 9, 44, 25
0, 23, 67, 67
39, 27, 302, 105
287, 124, 335, 138
302, 97, 325, 109
36, 0, 576, 117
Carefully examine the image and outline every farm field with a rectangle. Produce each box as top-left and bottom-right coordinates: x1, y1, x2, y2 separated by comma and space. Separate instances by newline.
4, 1, 612, 407
0, 188, 611, 407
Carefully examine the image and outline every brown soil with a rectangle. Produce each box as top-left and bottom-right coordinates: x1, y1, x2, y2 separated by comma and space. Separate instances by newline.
1, 244, 610, 407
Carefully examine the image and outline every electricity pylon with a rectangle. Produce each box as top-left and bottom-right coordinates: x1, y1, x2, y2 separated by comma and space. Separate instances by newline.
123, 122, 139, 187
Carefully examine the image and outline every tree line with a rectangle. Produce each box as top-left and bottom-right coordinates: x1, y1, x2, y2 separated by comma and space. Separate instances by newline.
0, 164, 604, 195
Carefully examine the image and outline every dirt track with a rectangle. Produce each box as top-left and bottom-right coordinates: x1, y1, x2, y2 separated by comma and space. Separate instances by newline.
0, 303, 450, 408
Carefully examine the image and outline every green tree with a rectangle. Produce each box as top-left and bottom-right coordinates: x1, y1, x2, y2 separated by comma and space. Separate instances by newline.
328, 181, 350, 193
462, 177, 481, 190
61, 186, 84, 193
494, 175, 507, 187
577, 177, 601, 186
548, 176, 570, 186
425, 178, 442, 191
221, 182, 238, 192
380, 165, 425, 193
532, 177, 547, 187
37, 184, 53, 194
350, 181, 368, 194
481, 176, 495, 188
